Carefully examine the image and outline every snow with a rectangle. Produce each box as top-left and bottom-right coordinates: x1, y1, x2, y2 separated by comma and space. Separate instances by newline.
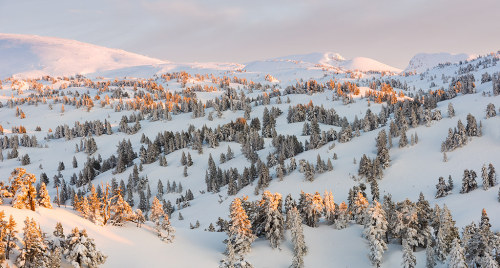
0, 33, 166, 78
404, 52, 477, 74
0, 34, 499, 268
245, 52, 402, 74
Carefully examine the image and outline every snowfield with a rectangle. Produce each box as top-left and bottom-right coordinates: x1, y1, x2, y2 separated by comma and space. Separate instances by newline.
0, 34, 499, 268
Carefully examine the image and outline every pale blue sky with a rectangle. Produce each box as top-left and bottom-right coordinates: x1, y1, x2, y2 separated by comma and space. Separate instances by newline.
1, 0, 498, 68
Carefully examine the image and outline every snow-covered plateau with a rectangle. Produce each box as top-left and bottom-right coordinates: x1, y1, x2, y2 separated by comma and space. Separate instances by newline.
0, 34, 499, 268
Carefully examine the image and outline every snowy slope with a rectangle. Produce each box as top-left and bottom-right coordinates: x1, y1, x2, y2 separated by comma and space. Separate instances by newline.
404, 52, 476, 73
245, 52, 402, 73
0, 34, 499, 268
0, 33, 166, 78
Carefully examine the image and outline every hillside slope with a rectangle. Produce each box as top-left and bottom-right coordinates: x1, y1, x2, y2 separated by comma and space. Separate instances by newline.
0, 33, 166, 78
404, 52, 476, 73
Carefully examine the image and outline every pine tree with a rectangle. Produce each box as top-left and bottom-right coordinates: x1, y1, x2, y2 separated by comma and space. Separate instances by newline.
448, 238, 467, 268
72, 156, 78, 168
150, 197, 165, 225
335, 201, 349, 229
364, 201, 388, 268
16, 217, 48, 267
402, 239, 416, 268
435, 205, 459, 262
425, 242, 435, 268
109, 194, 134, 226
3, 215, 18, 260
181, 151, 187, 166
10, 168, 37, 211
460, 169, 478, 193
486, 103, 496, 118
323, 191, 335, 224
228, 198, 256, 255
88, 185, 104, 225
288, 207, 307, 268
488, 163, 496, 187
448, 103, 455, 118
447, 175, 454, 192
399, 130, 408, 148
435, 177, 448, 198
482, 164, 490, 190
259, 191, 284, 248
65, 227, 107, 267
353, 192, 369, 225
38, 182, 52, 208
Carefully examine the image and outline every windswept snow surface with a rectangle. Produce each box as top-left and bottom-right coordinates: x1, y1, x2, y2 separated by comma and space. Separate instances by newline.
0, 33, 166, 78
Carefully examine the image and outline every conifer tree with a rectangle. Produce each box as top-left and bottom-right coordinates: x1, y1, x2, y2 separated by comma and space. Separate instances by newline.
323, 191, 335, 224
460, 169, 478, 193
110, 194, 134, 226
3, 215, 18, 260
402, 239, 416, 268
448, 103, 455, 118
288, 207, 307, 268
435, 177, 448, 198
10, 168, 37, 211
399, 130, 408, 148
488, 163, 496, 187
38, 182, 52, 208
448, 238, 467, 268
259, 191, 284, 248
425, 242, 435, 268
335, 201, 349, 229
482, 164, 490, 190
16, 217, 48, 267
228, 198, 256, 255
65, 227, 107, 267
88, 185, 104, 225
364, 201, 388, 267
353, 192, 369, 225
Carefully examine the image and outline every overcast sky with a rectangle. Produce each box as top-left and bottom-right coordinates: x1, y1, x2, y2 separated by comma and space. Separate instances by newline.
1, 0, 498, 68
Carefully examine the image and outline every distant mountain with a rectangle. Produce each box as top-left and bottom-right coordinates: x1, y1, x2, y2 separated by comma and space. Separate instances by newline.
404, 52, 476, 73
245, 52, 402, 73
0, 33, 166, 78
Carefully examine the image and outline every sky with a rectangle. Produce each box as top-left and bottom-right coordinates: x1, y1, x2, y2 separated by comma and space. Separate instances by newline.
0, 0, 499, 68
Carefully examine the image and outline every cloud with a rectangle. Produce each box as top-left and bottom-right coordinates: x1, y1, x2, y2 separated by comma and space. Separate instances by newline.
0, 0, 498, 68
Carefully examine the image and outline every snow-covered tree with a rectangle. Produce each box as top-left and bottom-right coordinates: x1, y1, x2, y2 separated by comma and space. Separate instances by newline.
88, 185, 104, 225
228, 197, 255, 255
402, 238, 416, 268
16, 217, 49, 267
150, 197, 175, 243
425, 242, 435, 268
435, 177, 448, 198
38, 182, 52, 208
256, 191, 284, 248
364, 201, 388, 267
64, 227, 107, 268
323, 191, 335, 224
335, 201, 349, 230
109, 194, 134, 226
288, 207, 307, 268
448, 238, 467, 268
10, 168, 37, 211
2, 214, 18, 260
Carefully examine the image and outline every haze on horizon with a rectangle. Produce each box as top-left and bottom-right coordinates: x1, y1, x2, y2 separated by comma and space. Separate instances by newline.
0, 0, 498, 68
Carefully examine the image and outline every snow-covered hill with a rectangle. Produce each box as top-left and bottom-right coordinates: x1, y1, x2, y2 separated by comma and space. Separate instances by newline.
245, 52, 402, 73
404, 52, 476, 73
0, 33, 166, 78
0, 34, 499, 268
